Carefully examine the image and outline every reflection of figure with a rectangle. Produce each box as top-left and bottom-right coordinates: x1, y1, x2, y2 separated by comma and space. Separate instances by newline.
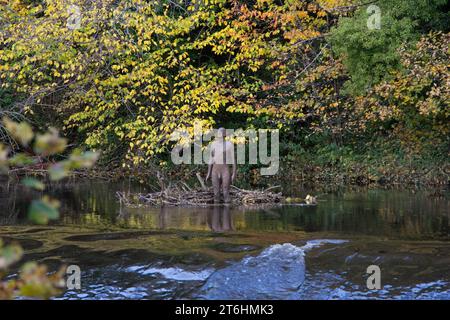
117, 204, 130, 220
206, 128, 236, 203
207, 205, 233, 232
158, 206, 169, 229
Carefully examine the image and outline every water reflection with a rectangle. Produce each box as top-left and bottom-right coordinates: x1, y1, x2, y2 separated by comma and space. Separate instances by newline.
207, 206, 233, 232
1, 180, 449, 300
0, 180, 449, 240
118, 205, 234, 232
115, 195, 448, 239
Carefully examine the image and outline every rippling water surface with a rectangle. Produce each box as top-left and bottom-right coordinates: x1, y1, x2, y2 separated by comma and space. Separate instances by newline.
1, 180, 449, 299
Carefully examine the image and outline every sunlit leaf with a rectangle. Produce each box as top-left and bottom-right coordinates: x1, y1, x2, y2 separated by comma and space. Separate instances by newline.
33, 128, 67, 156
18, 262, 65, 299
2, 117, 34, 146
0, 143, 9, 172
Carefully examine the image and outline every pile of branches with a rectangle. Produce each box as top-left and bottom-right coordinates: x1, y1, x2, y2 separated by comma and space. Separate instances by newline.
117, 185, 284, 207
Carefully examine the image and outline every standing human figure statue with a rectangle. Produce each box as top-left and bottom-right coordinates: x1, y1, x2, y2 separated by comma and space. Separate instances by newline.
206, 128, 236, 203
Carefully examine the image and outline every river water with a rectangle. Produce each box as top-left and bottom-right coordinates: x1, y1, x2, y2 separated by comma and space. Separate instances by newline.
0, 180, 449, 299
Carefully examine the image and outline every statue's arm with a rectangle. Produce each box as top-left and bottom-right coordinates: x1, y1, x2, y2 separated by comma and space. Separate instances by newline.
231, 145, 237, 183
206, 147, 214, 181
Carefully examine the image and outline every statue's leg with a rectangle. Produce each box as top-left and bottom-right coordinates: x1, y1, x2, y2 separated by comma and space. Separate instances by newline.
222, 165, 231, 203
222, 205, 232, 231
212, 167, 221, 203
210, 206, 220, 231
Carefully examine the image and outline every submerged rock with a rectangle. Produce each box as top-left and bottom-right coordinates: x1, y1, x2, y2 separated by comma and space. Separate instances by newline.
199, 240, 348, 300
199, 243, 307, 299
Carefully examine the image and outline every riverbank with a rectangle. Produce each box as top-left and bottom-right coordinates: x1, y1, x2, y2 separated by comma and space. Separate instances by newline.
3, 160, 448, 192
2, 142, 448, 191
93, 157, 449, 191
278, 157, 449, 189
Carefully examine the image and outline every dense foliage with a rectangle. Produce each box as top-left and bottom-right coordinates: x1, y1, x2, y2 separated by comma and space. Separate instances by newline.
329, 0, 448, 94
0, 0, 449, 183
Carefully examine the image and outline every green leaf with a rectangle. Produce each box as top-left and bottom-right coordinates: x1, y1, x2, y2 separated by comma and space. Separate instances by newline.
8, 153, 34, 167
33, 128, 67, 156
68, 150, 99, 169
0, 143, 9, 172
0, 241, 23, 270
48, 162, 70, 181
28, 198, 60, 225
2, 117, 34, 146
21, 177, 45, 191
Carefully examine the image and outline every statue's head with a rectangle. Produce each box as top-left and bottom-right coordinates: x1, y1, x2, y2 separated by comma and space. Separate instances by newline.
216, 127, 226, 138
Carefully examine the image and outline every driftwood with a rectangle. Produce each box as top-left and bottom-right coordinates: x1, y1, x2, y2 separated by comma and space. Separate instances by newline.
117, 185, 284, 207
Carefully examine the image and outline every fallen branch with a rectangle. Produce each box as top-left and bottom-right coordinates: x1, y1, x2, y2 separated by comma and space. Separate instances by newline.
196, 172, 207, 191
117, 184, 284, 207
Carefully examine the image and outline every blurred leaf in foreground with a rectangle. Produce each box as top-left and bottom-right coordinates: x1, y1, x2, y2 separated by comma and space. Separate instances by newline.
48, 161, 71, 181
0, 143, 9, 172
0, 278, 16, 299
8, 153, 35, 167
33, 128, 67, 156
0, 118, 98, 299
0, 240, 23, 270
21, 177, 45, 191
18, 262, 65, 299
68, 150, 99, 169
28, 197, 60, 225
2, 117, 34, 146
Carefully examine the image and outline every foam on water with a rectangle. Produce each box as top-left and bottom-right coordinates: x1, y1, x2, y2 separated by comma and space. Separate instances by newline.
126, 266, 214, 281
300, 239, 348, 251
120, 240, 348, 299
198, 239, 348, 300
